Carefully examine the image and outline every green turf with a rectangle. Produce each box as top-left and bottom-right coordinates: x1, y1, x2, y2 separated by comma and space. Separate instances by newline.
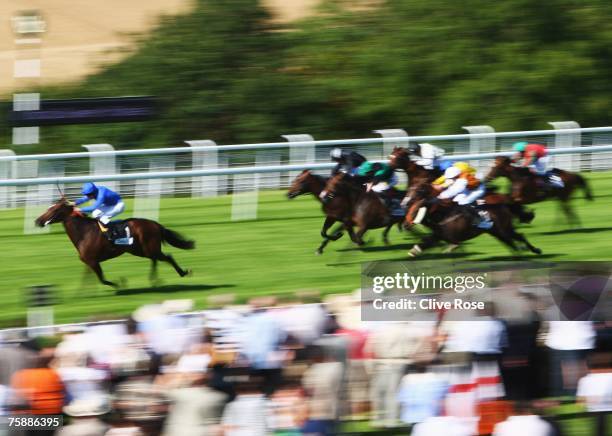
0, 172, 609, 325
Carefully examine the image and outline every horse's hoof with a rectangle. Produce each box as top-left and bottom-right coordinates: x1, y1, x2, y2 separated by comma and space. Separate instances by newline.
408, 245, 422, 257
182, 269, 193, 277
533, 248, 542, 255
315, 250, 322, 255
443, 244, 459, 254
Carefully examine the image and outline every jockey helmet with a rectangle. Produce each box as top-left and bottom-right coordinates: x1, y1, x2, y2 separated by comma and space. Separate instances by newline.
439, 160, 453, 171
513, 141, 528, 152
330, 148, 343, 160
408, 143, 420, 154
82, 182, 98, 196
443, 166, 461, 180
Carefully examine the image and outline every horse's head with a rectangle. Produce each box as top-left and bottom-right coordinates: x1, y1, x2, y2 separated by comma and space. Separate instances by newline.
287, 170, 316, 199
485, 156, 513, 181
319, 172, 350, 203
403, 182, 435, 228
388, 147, 412, 170
35, 197, 75, 227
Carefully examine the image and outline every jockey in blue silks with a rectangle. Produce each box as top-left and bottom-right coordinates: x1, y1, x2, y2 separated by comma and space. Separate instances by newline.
75, 182, 125, 230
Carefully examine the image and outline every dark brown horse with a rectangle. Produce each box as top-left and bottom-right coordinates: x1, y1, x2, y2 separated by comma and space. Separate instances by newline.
320, 172, 404, 246
35, 198, 195, 287
287, 170, 356, 254
485, 156, 593, 226
388, 146, 442, 185
403, 182, 541, 257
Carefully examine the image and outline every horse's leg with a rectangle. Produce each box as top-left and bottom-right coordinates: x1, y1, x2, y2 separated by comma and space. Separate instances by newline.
488, 228, 519, 253
354, 226, 367, 246
510, 230, 542, 254
382, 223, 394, 245
408, 235, 438, 257
560, 199, 580, 228
317, 217, 339, 255
158, 252, 191, 277
149, 259, 164, 287
85, 260, 119, 288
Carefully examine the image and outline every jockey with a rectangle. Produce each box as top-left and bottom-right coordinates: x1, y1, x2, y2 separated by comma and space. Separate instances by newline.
75, 183, 127, 240
408, 142, 445, 170
356, 161, 403, 215
512, 142, 564, 188
433, 162, 492, 229
330, 148, 367, 176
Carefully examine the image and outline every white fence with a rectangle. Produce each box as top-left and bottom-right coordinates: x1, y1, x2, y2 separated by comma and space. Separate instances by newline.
2, 122, 612, 230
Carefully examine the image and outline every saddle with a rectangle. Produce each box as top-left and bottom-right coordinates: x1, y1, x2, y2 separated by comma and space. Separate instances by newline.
100, 220, 133, 246
375, 188, 406, 217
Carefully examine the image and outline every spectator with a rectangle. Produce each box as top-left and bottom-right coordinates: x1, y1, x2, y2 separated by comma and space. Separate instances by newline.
577, 352, 612, 436
162, 371, 228, 436
397, 364, 449, 425
577, 352, 612, 412
267, 379, 305, 435
545, 321, 595, 396
10, 348, 65, 415
57, 395, 110, 436
367, 321, 435, 427
240, 299, 288, 396
411, 416, 474, 436
300, 345, 343, 436
221, 375, 269, 436
492, 401, 555, 436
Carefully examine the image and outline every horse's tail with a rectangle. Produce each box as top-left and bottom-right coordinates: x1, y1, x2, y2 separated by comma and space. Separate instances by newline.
161, 226, 195, 250
575, 173, 593, 201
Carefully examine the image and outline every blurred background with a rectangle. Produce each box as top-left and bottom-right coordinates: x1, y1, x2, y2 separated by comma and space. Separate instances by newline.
3, 0, 612, 153
2, 1, 612, 435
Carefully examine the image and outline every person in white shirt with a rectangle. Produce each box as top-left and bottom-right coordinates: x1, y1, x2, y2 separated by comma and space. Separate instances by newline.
493, 402, 555, 436
409, 143, 445, 170
545, 321, 595, 396
576, 353, 612, 412
411, 416, 474, 436
222, 377, 269, 436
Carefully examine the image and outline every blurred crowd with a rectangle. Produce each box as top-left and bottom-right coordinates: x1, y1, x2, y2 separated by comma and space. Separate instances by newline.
0, 290, 611, 436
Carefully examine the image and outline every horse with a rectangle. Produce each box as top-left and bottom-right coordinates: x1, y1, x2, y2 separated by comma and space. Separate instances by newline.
287, 170, 357, 255
403, 182, 541, 257
388, 146, 443, 185
320, 172, 404, 246
35, 198, 195, 288
485, 156, 593, 226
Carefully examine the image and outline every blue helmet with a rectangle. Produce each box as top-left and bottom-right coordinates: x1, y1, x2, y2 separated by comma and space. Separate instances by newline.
438, 160, 453, 171
81, 182, 98, 196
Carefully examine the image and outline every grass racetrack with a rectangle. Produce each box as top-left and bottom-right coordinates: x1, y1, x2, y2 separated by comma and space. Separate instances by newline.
0, 171, 610, 325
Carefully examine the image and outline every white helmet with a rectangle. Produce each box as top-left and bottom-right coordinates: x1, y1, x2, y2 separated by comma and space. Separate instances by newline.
443, 166, 461, 180
330, 148, 343, 159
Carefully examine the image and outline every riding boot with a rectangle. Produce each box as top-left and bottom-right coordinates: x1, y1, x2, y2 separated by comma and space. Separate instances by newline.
381, 191, 404, 216
97, 220, 113, 241
469, 205, 493, 229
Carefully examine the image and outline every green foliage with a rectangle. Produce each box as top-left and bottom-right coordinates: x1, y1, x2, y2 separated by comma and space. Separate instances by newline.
4, 0, 612, 152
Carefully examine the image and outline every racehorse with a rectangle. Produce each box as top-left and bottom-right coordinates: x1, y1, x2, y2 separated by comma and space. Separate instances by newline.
35, 198, 195, 288
388, 146, 443, 185
320, 172, 404, 246
485, 156, 593, 226
287, 170, 356, 254
403, 182, 541, 257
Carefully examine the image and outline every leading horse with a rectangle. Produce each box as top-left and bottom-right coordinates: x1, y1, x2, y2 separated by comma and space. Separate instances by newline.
35, 198, 195, 287
287, 170, 356, 254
